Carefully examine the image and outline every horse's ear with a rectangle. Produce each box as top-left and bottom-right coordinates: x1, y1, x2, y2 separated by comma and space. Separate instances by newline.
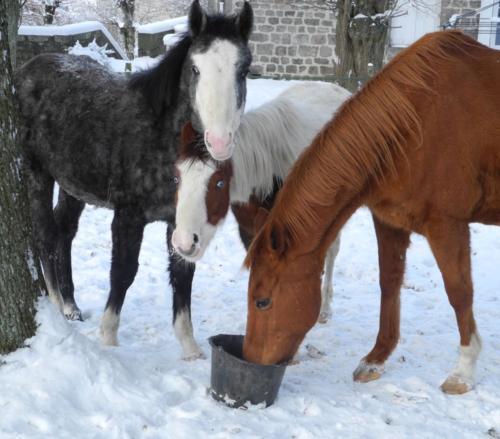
236, 1, 253, 42
254, 207, 269, 233
269, 224, 289, 258
189, 0, 206, 38
181, 122, 197, 146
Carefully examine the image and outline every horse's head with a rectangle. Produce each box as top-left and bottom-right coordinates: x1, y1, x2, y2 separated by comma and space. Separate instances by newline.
172, 122, 232, 261
186, 0, 253, 160
242, 210, 324, 365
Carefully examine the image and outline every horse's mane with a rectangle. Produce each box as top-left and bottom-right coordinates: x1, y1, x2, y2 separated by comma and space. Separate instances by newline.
231, 83, 349, 204
129, 33, 192, 116
245, 30, 485, 266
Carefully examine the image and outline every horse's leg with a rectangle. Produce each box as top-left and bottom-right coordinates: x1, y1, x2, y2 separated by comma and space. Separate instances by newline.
54, 190, 85, 320
167, 224, 204, 360
425, 220, 480, 394
353, 215, 410, 383
318, 235, 340, 324
100, 208, 145, 346
27, 168, 63, 312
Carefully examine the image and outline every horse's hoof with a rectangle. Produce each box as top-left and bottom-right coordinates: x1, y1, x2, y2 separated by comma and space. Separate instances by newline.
440, 376, 472, 395
318, 311, 331, 324
182, 350, 206, 361
63, 303, 83, 321
353, 361, 384, 383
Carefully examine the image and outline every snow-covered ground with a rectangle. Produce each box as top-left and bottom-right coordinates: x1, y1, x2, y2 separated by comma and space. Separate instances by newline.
2, 79, 500, 439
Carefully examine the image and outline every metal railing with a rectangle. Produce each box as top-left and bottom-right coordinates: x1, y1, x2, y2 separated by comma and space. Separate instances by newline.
442, 1, 500, 38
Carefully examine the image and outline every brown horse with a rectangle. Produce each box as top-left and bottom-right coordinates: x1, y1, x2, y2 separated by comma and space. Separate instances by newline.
243, 30, 500, 395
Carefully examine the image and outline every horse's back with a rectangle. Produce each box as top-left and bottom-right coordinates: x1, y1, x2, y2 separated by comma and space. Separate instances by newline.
16, 53, 159, 207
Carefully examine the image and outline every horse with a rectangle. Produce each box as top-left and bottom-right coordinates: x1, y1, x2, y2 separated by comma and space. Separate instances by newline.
16, 0, 253, 359
172, 82, 351, 323
242, 30, 500, 395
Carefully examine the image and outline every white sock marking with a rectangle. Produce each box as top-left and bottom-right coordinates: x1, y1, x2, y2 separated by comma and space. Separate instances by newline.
174, 309, 203, 359
100, 308, 119, 346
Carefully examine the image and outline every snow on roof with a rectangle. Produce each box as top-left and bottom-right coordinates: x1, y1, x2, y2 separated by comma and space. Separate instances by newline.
18, 21, 128, 61
136, 16, 187, 35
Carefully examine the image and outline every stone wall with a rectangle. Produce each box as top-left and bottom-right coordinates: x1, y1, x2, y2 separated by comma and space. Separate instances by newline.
17, 25, 126, 67
235, 0, 336, 80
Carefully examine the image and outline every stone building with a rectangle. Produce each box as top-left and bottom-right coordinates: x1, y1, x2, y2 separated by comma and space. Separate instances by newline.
222, 0, 499, 80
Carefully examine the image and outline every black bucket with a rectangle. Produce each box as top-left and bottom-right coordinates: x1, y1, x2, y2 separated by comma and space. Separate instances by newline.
208, 334, 287, 409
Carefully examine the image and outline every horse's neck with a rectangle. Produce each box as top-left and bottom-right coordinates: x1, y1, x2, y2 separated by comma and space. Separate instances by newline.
229, 99, 317, 204
161, 89, 191, 140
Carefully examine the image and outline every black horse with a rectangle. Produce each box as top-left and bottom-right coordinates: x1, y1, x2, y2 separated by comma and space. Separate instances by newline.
16, 0, 253, 359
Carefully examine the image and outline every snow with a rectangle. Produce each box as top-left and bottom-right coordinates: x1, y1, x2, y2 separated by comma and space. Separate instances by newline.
18, 21, 128, 61
1, 78, 500, 438
135, 16, 187, 34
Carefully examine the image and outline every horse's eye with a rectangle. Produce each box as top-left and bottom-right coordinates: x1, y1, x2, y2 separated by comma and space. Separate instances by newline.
192, 65, 200, 76
255, 298, 272, 310
173, 176, 180, 185
216, 179, 225, 189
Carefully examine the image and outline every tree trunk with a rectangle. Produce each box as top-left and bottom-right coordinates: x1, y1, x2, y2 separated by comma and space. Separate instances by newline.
117, 0, 135, 59
335, 0, 391, 91
43, 0, 60, 25
0, 0, 45, 354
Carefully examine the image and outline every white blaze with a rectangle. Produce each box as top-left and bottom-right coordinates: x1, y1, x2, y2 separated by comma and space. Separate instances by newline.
173, 160, 219, 262
191, 40, 243, 159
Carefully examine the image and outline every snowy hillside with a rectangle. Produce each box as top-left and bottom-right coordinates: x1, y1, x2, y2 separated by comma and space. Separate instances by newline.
1, 79, 500, 439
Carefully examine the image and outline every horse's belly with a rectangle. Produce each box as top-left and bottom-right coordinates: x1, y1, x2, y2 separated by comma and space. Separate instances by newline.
57, 176, 113, 209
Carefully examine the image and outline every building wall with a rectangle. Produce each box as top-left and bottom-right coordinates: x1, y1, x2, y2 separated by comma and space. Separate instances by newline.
235, 0, 336, 80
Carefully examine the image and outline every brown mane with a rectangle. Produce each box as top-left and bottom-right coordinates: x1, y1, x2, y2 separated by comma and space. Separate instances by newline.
245, 30, 484, 267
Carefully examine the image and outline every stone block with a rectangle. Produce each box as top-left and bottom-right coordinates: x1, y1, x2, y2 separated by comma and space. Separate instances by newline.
311, 34, 327, 45
282, 34, 291, 44
299, 45, 319, 57
286, 65, 298, 74
252, 33, 269, 42
259, 24, 274, 33
315, 57, 330, 65
285, 10, 296, 16
275, 45, 287, 56
271, 33, 282, 43
281, 17, 293, 24
288, 46, 297, 56
276, 25, 287, 32
308, 66, 318, 75
268, 17, 279, 25
267, 64, 277, 72
304, 18, 320, 26
293, 34, 309, 44
280, 56, 290, 64
320, 46, 333, 57
256, 43, 274, 55
292, 58, 303, 65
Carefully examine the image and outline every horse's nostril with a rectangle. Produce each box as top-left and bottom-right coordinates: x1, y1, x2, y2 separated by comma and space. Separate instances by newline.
193, 233, 199, 244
